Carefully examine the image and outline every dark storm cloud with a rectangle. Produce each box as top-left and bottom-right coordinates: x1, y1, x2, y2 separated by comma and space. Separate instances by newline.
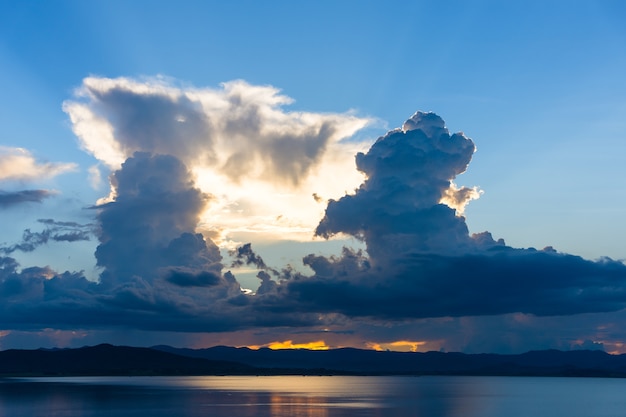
0, 152, 322, 333
94, 152, 220, 285
1, 152, 237, 329
88, 152, 319, 328
0, 189, 54, 208
316, 111, 478, 261
0, 219, 92, 254
277, 249, 626, 319
0, 254, 316, 332
261, 111, 626, 319
0, 255, 100, 329
164, 268, 222, 287
230, 243, 268, 270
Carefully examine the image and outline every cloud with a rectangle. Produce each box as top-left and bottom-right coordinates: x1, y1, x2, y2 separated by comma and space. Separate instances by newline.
316, 112, 481, 260
0, 189, 55, 208
0, 219, 92, 254
0, 255, 99, 330
230, 243, 268, 270
572, 339, 605, 351
164, 267, 222, 287
3, 96, 626, 353
37, 219, 93, 240
0, 146, 77, 181
94, 152, 221, 286
342, 311, 626, 354
63, 76, 372, 244
259, 111, 626, 319
0, 151, 322, 334
0, 147, 75, 209
63, 77, 368, 184
0, 253, 315, 334
280, 249, 626, 319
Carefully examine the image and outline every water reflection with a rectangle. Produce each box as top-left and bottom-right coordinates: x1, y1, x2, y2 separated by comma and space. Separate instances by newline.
1, 376, 626, 417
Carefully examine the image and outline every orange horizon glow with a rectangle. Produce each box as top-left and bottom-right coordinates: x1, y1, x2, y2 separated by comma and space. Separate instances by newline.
247, 340, 330, 350
367, 340, 429, 352
244, 339, 438, 352
605, 342, 626, 355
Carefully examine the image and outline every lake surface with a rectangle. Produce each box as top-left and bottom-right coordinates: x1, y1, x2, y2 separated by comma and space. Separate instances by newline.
1, 375, 626, 417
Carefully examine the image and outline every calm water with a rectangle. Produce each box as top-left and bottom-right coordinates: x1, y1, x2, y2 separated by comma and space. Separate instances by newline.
1, 375, 626, 417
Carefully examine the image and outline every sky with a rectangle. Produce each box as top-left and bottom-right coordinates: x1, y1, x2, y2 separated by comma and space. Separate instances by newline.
1, 0, 626, 354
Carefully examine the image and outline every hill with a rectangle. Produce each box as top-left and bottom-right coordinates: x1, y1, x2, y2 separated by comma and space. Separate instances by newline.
3, 344, 626, 377
0, 344, 254, 376
154, 345, 626, 377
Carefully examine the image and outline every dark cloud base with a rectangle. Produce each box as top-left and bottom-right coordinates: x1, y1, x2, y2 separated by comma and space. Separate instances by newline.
282, 249, 626, 319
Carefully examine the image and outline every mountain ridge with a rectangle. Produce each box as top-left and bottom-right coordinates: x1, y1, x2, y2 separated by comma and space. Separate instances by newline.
152, 345, 626, 377
2, 344, 626, 377
0, 344, 254, 376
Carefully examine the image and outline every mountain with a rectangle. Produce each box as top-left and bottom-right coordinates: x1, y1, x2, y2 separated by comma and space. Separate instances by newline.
2, 344, 626, 377
153, 345, 626, 377
0, 344, 254, 376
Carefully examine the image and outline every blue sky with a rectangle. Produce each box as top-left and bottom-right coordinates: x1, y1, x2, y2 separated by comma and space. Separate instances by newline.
1, 0, 626, 353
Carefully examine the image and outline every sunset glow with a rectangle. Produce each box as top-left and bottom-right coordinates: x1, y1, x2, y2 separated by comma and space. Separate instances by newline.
248, 340, 330, 351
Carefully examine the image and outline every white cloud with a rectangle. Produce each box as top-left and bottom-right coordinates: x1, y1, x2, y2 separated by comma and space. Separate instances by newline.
0, 146, 77, 181
87, 164, 102, 189
64, 76, 373, 245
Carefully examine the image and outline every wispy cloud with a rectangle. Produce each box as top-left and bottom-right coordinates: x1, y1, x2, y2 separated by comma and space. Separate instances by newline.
0, 146, 77, 181
0, 218, 92, 254
0, 189, 55, 208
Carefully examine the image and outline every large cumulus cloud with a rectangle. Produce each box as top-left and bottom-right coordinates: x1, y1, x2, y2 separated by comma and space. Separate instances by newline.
263, 112, 626, 319
63, 76, 371, 243
62, 76, 368, 185
0, 152, 320, 333
3, 76, 373, 334
95, 152, 221, 286
317, 112, 480, 260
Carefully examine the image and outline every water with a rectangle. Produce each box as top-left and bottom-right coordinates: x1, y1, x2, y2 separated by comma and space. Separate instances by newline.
1, 375, 626, 417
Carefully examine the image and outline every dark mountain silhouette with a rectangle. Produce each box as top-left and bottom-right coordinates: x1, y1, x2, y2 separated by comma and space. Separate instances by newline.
153, 345, 626, 377
0, 344, 254, 376
2, 344, 626, 377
